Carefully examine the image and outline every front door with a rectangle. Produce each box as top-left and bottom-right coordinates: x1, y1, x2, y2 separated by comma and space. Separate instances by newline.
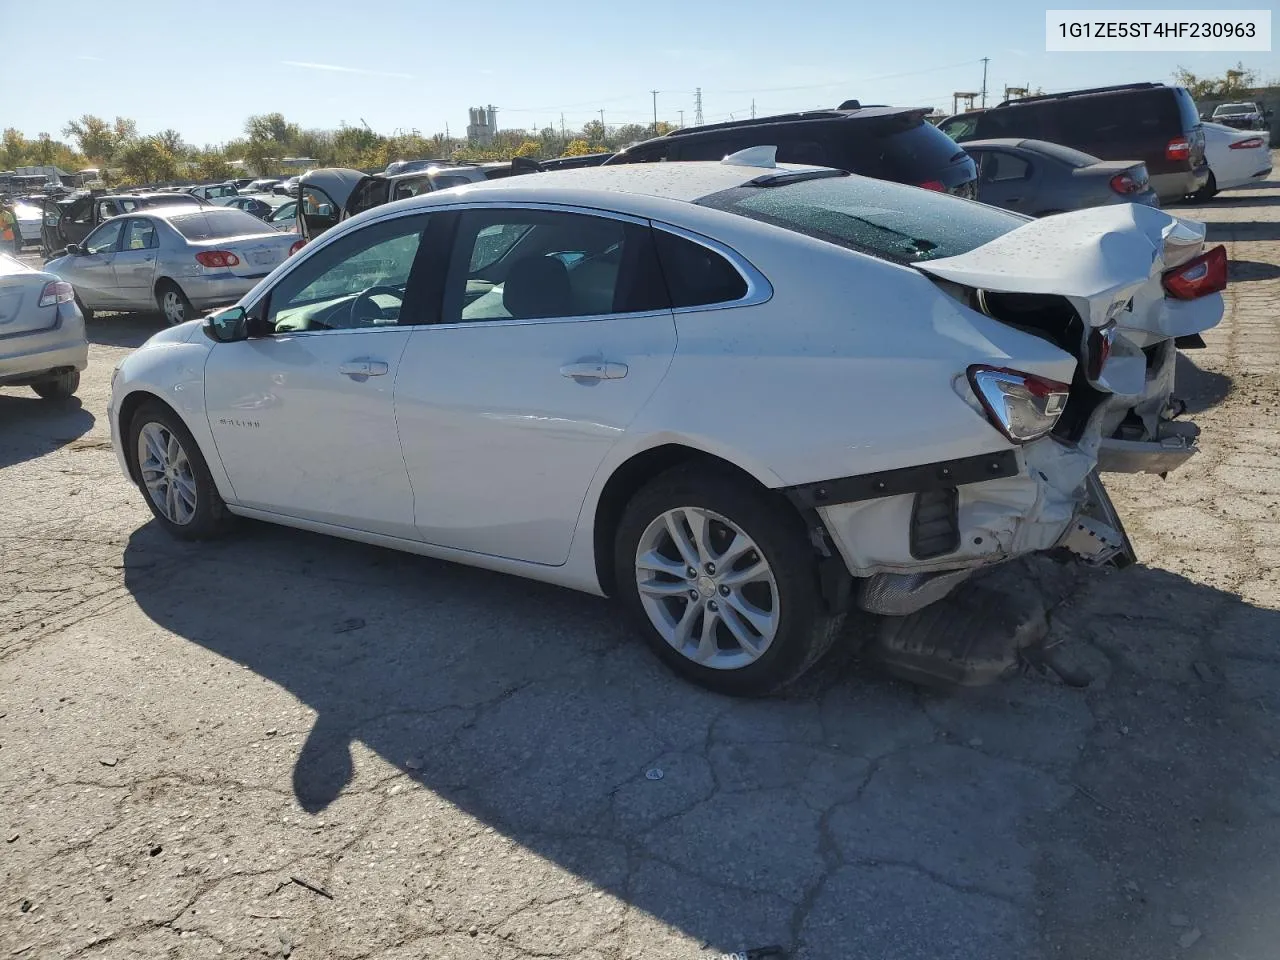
68, 219, 125, 307
395, 206, 677, 565
112, 217, 160, 309
202, 211, 432, 539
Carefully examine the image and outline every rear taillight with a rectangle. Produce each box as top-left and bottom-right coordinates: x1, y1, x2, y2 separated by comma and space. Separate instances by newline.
967, 366, 1071, 443
1109, 173, 1142, 195
194, 250, 240, 268
1162, 245, 1227, 300
1229, 137, 1265, 150
1087, 322, 1117, 380
1165, 137, 1190, 161
38, 280, 74, 308
917, 180, 946, 192
288, 239, 305, 256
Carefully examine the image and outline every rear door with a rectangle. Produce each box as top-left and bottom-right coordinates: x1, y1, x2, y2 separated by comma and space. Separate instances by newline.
112, 217, 160, 308
973, 148, 1036, 212
395, 206, 677, 564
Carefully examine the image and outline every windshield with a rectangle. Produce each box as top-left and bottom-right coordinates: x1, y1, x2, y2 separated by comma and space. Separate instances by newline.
169, 209, 270, 241
697, 174, 1024, 263
1214, 103, 1254, 115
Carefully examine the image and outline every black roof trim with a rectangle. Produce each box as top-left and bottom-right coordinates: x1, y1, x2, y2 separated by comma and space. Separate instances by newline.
996, 82, 1166, 108
662, 105, 925, 139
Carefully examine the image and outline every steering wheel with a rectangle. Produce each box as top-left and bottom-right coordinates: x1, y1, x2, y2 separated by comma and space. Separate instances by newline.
348, 285, 404, 326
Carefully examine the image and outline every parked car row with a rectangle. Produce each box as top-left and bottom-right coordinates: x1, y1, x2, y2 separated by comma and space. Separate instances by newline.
94, 150, 1228, 693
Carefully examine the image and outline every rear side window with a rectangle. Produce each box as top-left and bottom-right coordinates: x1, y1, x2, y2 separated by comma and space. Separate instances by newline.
653, 229, 748, 308
976, 107, 1048, 141
938, 115, 981, 141
1028, 140, 1098, 167
169, 209, 268, 240
830, 118, 968, 183
698, 174, 1024, 264
1172, 87, 1202, 130
613, 142, 676, 163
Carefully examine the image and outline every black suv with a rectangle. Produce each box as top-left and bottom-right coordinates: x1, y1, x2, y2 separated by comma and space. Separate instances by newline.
938, 83, 1207, 203
604, 104, 977, 197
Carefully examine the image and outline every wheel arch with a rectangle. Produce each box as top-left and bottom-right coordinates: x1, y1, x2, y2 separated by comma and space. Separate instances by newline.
117, 389, 182, 485
590, 442, 808, 598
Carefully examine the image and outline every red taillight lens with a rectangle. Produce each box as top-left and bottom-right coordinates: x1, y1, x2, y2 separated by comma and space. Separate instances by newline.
1087, 322, 1117, 381
288, 239, 305, 256
1165, 137, 1190, 161
967, 366, 1071, 443
37, 280, 75, 308
1162, 245, 1227, 300
194, 250, 240, 268
917, 180, 946, 192
1229, 137, 1265, 150
1109, 173, 1141, 195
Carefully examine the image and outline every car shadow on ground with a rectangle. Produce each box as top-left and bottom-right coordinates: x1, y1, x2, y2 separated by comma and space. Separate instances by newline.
1175, 350, 1232, 414
1227, 259, 1280, 282
118, 516, 1280, 954
86, 312, 166, 348
1205, 221, 1280, 242
1200, 193, 1280, 208
0, 393, 95, 470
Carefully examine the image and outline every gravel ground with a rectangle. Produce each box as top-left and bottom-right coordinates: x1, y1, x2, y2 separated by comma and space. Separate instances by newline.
2, 164, 1279, 959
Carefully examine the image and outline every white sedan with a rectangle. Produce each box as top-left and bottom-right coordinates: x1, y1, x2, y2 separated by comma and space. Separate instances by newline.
1197, 122, 1274, 198
107, 156, 1224, 694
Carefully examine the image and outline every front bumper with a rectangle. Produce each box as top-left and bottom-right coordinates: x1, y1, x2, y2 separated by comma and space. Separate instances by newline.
0, 305, 88, 385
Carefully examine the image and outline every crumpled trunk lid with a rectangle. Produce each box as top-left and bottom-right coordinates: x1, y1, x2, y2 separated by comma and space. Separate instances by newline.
915, 204, 1223, 338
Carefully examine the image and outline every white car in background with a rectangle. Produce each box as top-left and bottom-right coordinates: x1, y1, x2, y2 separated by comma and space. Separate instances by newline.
12, 198, 45, 246
107, 157, 1224, 695
1196, 122, 1274, 198
0, 252, 87, 400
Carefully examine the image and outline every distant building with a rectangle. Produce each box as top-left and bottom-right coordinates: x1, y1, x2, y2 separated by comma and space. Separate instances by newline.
467, 105, 497, 146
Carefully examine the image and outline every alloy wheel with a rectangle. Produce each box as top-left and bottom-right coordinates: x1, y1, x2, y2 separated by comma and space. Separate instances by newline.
634, 507, 780, 670
137, 422, 197, 525
162, 290, 185, 325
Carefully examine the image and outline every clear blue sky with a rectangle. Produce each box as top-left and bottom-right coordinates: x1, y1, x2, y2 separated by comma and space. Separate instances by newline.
5, 0, 1277, 146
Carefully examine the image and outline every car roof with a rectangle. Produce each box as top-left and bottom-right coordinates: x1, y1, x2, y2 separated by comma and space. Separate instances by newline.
369, 161, 820, 214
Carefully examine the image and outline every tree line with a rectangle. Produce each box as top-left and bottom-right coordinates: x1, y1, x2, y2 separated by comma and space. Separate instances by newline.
2, 111, 678, 186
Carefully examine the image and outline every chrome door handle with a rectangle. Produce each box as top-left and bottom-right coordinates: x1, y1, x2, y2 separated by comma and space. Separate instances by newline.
339, 359, 389, 378
560, 361, 628, 381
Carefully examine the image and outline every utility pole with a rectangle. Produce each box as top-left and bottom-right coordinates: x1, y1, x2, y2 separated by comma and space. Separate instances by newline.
560, 113, 565, 141
980, 57, 990, 108
678, 109, 684, 128
694, 87, 703, 126
751, 99, 756, 119
651, 90, 659, 133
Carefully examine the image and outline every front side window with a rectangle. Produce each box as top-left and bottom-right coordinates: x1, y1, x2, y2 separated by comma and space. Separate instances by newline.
265, 213, 429, 333
123, 218, 158, 250
96, 199, 119, 220
83, 219, 123, 254
698, 174, 1024, 264
300, 186, 341, 238
443, 209, 667, 323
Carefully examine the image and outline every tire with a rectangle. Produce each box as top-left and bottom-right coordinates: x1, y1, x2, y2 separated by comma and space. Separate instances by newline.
155, 280, 194, 326
614, 464, 844, 696
1191, 172, 1219, 202
128, 400, 230, 540
31, 370, 79, 400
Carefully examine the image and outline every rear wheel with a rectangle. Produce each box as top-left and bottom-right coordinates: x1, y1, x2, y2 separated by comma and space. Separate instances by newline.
31, 371, 79, 400
129, 400, 230, 540
1191, 172, 1219, 202
156, 281, 194, 326
614, 464, 844, 696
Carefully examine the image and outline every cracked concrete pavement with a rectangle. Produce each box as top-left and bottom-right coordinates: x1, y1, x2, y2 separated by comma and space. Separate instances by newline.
3, 163, 1280, 958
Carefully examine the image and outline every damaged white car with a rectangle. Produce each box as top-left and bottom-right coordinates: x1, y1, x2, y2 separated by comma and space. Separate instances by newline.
107, 155, 1224, 695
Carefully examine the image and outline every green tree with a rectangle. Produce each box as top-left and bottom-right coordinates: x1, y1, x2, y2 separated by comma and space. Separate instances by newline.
62, 114, 117, 164
35, 133, 54, 165
1173, 62, 1260, 99
563, 138, 592, 157
191, 150, 233, 181
2, 128, 27, 168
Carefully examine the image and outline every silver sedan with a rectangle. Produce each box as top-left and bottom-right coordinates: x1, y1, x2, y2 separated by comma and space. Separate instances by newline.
45, 206, 298, 325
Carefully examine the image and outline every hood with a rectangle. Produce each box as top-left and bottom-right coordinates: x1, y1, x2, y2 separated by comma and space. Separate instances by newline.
144, 318, 204, 346
916, 204, 1204, 327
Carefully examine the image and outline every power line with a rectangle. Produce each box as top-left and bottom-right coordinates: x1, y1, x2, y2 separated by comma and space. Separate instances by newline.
703, 59, 984, 97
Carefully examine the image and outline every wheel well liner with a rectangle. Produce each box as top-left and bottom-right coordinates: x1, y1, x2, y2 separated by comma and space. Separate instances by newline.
592, 444, 802, 597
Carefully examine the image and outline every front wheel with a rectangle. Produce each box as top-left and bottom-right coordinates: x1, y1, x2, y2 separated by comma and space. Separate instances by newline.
614, 464, 844, 696
155, 281, 194, 326
31, 370, 79, 400
129, 400, 230, 540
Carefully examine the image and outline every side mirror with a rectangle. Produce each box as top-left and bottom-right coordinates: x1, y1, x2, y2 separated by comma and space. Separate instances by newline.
203, 305, 248, 343
64, 242, 82, 255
